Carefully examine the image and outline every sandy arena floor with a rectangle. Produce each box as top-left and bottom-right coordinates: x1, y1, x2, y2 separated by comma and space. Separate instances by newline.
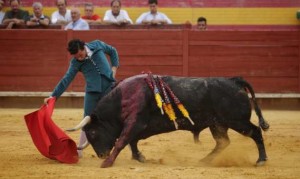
0, 108, 299, 178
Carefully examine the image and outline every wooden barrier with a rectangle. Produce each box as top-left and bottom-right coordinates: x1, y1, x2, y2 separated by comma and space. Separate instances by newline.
188, 30, 300, 93
0, 28, 299, 94
0, 30, 68, 91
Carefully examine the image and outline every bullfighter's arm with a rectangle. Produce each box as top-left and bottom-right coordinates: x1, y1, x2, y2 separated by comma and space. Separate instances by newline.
50, 61, 79, 98
96, 40, 119, 77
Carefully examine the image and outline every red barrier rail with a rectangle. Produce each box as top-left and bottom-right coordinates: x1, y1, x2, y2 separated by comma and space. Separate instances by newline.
0, 28, 299, 93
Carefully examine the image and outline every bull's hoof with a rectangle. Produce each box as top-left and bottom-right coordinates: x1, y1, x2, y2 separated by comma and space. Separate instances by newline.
101, 159, 114, 168
260, 120, 270, 131
132, 152, 146, 163
256, 158, 267, 166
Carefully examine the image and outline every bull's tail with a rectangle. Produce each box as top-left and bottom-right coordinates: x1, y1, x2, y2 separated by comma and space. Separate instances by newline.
230, 77, 270, 131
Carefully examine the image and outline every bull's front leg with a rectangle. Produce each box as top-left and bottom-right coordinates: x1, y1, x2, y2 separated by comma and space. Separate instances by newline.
101, 116, 145, 168
101, 137, 128, 168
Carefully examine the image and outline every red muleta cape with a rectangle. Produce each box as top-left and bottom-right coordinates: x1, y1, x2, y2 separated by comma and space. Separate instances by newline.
24, 97, 78, 164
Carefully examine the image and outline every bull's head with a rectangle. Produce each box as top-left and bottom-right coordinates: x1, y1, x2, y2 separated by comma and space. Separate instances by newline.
66, 115, 118, 159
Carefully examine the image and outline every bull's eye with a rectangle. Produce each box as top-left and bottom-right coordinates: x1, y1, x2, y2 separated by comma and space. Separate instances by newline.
89, 129, 97, 139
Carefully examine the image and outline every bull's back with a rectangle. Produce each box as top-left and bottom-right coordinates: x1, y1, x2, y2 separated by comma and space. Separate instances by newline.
207, 78, 252, 122
115, 75, 252, 129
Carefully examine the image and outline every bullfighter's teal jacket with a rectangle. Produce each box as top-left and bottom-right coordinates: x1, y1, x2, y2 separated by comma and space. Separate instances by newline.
51, 40, 119, 98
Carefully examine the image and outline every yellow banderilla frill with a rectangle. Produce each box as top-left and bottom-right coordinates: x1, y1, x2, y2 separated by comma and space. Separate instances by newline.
155, 93, 164, 115
163, 103, 178, 129
177, 103, 194, 125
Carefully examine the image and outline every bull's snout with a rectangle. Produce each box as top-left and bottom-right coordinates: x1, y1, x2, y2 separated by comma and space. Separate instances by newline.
97, 151, 110, 159
98, 154, 106, 159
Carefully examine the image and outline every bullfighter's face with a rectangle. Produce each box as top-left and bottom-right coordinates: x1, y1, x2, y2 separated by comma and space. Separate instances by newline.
73, 49, 87, 61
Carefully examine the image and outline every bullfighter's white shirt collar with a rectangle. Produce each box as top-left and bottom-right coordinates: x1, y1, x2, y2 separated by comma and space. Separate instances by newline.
85, 45, 93, 58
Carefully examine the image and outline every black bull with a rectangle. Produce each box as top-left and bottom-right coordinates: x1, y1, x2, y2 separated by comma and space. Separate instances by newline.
67, 74, 269, 168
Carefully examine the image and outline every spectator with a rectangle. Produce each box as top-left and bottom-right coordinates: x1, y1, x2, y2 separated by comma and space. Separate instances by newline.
136, 0, 172, 25
64, 7, 89, 30
2, 0, 29, 29
82, 3, 101, 25
197, 16, 207, 30
0, 0, 5, 24
103, 0, 132, 25
26, 2, 50, 27
44, 39, 119, 158
51, 0, 71, 25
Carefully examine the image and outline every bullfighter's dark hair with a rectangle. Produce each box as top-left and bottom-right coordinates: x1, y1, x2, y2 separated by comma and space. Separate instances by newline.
67, 39, 85, 55
148, 0, 158, 5
111, 0, 121, 7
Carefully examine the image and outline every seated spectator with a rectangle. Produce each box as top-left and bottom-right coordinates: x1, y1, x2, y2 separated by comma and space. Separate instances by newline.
82, 3, 101, 25
136, 0, 172, 25
64, 7, 89, 30
51, 0, 71, 25
197, 16, 207, 30
2, 0, 29, 29
0, 0, 5, 24
103, 0, 132, 25
26, 2, 50, 27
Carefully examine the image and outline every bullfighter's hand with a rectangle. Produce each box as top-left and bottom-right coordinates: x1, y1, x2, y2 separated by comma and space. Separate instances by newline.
43, 96, 53, 104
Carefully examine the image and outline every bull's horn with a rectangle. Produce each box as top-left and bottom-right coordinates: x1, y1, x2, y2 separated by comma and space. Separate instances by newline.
77, 141, 90, 150
65, 116, 91, 132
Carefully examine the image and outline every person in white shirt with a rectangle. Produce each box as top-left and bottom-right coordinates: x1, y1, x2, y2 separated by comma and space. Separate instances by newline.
136, 0, 172, 25
103, 0, 132, 25
0, 0, 5, 24
51, 0, 71, 25
64, 7, 89, 30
